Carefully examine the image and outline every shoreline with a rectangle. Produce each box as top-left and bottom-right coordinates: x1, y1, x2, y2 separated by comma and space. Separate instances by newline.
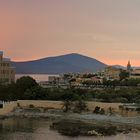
2, 108, 140, 124
0, 107, 139, 137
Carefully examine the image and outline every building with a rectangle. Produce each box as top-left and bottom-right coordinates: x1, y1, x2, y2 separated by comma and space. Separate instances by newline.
91, 76, 103, 84
127, 61, 133, 73
48, 76, 60, 84
104, 66, 122, 80
0, 51, 15, 84
130, 69, 140, 79
126, 61, 140, 79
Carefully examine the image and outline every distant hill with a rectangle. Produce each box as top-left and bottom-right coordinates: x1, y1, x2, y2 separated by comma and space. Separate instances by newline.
12, 53, 107, 74
111, 65, 126, 69
112, 65, 140, 70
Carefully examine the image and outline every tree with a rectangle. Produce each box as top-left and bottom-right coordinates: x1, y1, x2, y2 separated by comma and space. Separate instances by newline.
62, 100, 73, 112
15, 76, 38, 99
24, 86, 46, 100
119, 70, 129, 81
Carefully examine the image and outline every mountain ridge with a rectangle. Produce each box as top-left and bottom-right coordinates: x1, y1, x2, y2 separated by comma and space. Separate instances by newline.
12, 53, 107, 74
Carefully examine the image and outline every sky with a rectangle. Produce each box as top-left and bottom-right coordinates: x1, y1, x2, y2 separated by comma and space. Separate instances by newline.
1, 0, 140, 66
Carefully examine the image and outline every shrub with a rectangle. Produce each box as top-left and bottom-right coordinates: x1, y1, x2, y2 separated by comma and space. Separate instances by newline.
100, 108, 105, 114
62, 100, 73, 112
17, 103, 20, 107
73, 100, 88, 113
108, 107, 114, 115
0, 104, 3, 108
29, 104, 35, 108
93, 106, 101, 114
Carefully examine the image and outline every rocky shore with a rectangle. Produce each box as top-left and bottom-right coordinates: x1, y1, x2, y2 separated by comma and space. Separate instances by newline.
1, 108, 140, 137
50, 119, 140, 137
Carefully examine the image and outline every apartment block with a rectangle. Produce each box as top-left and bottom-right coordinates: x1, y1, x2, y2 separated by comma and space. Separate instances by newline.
0, 51, 15, 84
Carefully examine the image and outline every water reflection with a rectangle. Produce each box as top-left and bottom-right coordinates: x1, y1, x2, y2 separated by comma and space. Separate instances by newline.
0, 118, 139, 140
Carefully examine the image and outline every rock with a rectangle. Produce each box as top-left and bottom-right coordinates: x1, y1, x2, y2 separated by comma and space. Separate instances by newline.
88, 130, 102, 136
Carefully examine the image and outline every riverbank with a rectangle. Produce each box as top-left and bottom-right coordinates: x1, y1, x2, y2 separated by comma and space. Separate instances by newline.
0, 100, 140, 137
3, 108, 140, 126
1, 107, 139, 137
51, 119, 140, 137
1, 100, 140, 117
0, 117, 140, 140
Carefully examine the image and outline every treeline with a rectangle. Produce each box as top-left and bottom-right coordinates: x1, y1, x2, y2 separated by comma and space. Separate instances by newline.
82, 78, 140, 87
1, 76, 140, 103
103, 78, 140, 87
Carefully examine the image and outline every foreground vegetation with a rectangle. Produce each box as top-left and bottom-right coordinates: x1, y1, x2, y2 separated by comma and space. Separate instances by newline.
1, 76, 140, 103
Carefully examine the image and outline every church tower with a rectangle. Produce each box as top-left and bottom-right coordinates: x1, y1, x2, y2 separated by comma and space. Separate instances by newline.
127, 61, 132, 72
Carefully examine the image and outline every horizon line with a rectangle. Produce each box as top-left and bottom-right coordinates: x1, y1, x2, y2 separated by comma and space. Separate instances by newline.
11, 52, 138, 67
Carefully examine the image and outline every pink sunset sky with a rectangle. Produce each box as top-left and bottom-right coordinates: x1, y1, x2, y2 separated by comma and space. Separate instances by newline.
1, 0, 140, 66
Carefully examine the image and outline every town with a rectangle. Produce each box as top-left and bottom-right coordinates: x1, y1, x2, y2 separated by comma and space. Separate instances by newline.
1, 50, 140, 89
1, 51, 140, 117
39, 61, 140, 89
1, 51, 140, 138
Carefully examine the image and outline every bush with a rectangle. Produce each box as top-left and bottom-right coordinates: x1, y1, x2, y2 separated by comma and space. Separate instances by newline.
29, 104, 35, 108
73, 100, 88, 113
62, 100, 73, 112
17, 103, 20, 107
0, 104, 3, 108
100, 108, 105, 114
93, 106, 101, 114
108, 107, 114, 115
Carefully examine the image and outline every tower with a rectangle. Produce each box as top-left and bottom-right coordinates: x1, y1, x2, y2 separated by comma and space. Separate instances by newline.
127, 61, 132, 72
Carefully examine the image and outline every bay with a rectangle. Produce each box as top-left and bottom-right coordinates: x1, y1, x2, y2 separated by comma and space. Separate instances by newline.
15, 74, 60, 82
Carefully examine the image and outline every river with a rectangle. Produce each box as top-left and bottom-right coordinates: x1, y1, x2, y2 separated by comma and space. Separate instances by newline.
0, 118, 139, 140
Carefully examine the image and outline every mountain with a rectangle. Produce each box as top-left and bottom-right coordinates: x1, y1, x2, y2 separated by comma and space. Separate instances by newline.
111, 65, 126, 69
12, 53, 107, 74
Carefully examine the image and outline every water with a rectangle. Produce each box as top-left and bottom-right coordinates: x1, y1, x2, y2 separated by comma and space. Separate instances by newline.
15, 74, 59, 82
0, 118, 139, 140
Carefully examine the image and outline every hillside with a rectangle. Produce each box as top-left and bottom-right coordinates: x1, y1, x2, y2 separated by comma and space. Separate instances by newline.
12, 53, 107, 74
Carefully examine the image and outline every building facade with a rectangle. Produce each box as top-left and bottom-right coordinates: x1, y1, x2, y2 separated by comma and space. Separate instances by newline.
130, 69, 140, 79
126, 61, 140, 79
0, 51, 15, 84
104, 66, 122, 80
127, 61, 133, 72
